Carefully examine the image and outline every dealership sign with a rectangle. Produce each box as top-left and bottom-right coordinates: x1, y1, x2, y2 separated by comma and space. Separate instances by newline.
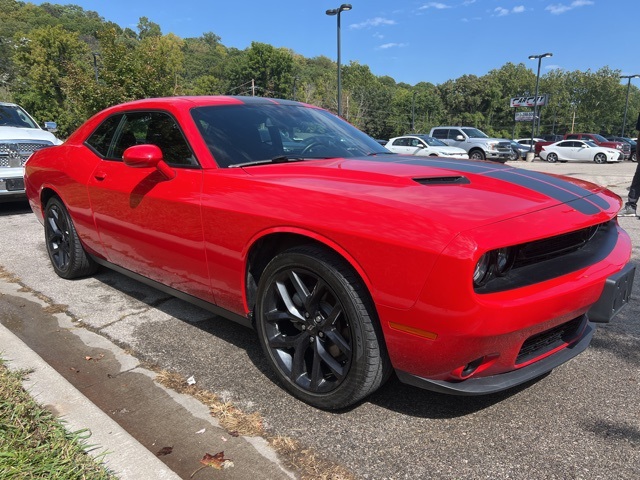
515, 111, 537, 122
510, 95, 548, 108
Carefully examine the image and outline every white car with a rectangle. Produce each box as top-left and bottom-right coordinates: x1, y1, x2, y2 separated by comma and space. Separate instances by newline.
539, 140, 620, 164
515, 137, 543, 147
385, 135, 469, 159
0, 102, 62, 201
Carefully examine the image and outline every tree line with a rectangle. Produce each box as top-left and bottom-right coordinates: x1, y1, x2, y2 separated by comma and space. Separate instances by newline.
2, 0, 639, 140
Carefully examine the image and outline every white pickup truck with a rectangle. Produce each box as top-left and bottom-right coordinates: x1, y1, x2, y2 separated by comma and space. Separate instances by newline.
429, 126, 513, 162
0, 102, 62, 201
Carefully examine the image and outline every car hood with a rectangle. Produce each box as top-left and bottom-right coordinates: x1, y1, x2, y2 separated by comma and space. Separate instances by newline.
0, 126, 61, 144
240, 155, 615, 231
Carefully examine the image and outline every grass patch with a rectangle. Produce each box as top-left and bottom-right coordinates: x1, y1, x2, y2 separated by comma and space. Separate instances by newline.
0, 359, 116, 480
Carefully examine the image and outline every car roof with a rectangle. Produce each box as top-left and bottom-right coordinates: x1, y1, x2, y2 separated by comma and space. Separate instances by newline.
113, 96, 311, 109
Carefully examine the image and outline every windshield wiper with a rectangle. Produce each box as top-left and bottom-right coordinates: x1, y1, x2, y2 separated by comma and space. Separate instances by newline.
367, 151, 395, 156
228, 155, 306, 168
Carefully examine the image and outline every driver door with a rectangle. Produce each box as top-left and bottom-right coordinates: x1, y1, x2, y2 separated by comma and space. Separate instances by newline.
85, 111, 212, 302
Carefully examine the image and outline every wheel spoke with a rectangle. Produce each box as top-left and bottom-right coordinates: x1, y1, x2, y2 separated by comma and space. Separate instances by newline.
268, 330, 304, 349
275, 280, 304, 321
324, 328, 352, 357
265, 308, 299, 324
290, 335, 311, 382
305, 279, 328, 312
315, 340, 345, 380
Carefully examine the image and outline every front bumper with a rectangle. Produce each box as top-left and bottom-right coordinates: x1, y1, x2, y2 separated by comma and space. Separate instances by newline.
396, 317, 594, 395
0, 167, 26, 201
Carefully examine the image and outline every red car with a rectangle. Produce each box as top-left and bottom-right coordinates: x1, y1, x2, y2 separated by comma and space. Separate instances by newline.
25, 96, 635, 409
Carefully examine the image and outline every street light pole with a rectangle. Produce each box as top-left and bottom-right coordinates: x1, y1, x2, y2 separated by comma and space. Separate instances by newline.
620, 74, 640, 137
326, 4, 352, 117
528, 52, 552, 153
92, 52, 100, 83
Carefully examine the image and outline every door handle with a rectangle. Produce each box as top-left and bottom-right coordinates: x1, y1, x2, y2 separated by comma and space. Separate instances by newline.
93, 172, 107, 181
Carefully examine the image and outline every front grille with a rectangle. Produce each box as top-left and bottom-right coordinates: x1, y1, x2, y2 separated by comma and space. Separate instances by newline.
0, 141, 53, 167
514, 224, 600, 268
476, 220, 616, 293
516, 315, 585, 365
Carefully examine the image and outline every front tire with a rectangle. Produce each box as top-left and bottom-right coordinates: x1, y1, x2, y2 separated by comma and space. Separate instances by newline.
44, 197, 97, 279
594, 153, 607, 164
469, 149, 486, 161
631, 151, 637, 162
254, 245, 390, 410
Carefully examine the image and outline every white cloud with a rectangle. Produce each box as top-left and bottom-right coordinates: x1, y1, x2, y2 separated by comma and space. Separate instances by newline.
546, 0, 594, 15
462, 0, 476, 5
377, 43, 409, 50
419, 2, 452, 10
350, 17, 396, 29
495, 5, 527, 16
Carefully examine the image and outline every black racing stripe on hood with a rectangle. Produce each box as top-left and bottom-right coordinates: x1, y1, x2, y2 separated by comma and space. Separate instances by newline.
364, 155, 509, 174
361, 155, 607, 215
486, 170, 601, 215
510, 169, 611, 211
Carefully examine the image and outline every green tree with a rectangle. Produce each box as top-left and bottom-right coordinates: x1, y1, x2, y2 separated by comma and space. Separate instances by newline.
12, 24, 90, 135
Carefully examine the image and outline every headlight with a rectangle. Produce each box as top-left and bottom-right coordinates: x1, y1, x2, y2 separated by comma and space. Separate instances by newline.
473, 247, 517, 287
495, 247, 515, 276
473, 253, 491, 287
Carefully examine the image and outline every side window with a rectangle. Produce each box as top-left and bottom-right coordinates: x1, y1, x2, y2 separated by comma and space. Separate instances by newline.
431, 129, 446, 140
448, 129, 462, 140
86, 114, 124, 157
115, 112, 198, 167
142, 113, 197, 167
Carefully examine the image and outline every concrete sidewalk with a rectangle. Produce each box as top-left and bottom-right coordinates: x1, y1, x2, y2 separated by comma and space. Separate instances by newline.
0, 278, 294, 480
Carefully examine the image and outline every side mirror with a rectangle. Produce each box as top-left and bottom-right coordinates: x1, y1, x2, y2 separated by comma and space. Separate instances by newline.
416, 144, 425, 149
43, 121, 57, 132
455, 135, 465, 141
123, 144, 175, 179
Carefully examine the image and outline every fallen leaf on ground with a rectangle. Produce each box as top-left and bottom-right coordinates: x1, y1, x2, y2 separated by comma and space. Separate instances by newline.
200, 451, 233, 469
156, 446, 173, 456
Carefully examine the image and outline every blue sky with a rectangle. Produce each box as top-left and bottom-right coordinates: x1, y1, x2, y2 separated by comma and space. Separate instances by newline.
33, 0, 637, 87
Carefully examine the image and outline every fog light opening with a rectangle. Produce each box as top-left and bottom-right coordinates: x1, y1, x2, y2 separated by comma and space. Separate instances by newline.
461, 357, 484, 378
451, 354, 500, 380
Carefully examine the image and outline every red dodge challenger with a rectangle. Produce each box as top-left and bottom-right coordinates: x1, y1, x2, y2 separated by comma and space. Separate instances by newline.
24, 96, 635, 409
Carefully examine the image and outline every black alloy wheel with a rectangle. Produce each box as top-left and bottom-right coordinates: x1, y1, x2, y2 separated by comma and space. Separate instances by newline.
44, 197, 97, 279
255, 245, 390, 410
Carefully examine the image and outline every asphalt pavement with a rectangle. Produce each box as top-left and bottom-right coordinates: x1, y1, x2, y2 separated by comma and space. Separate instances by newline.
1, 158, 639, 480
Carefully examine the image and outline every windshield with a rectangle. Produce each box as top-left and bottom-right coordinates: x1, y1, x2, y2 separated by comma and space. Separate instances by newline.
421, 136, 447, 147
191, 104, 388, 168
591, 134, 608, 143
584, 141, 598, 147
0, 104, 39, 129
461, 128, 488, 139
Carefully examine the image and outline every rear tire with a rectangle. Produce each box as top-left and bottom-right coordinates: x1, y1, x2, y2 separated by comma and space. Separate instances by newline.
546, 152, 558, 163
254, 245, 390, 410
44, 197, 97, 279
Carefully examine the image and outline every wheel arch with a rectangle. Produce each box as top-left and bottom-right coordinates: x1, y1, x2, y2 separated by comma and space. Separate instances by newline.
243, 230, 374, 321
468, 148, 485, 159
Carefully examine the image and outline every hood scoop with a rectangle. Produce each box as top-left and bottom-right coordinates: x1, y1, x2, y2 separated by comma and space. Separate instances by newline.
414, 176, 470, 186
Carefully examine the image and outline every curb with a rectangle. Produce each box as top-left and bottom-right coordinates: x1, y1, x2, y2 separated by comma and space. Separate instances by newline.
0, 323, 181, 480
